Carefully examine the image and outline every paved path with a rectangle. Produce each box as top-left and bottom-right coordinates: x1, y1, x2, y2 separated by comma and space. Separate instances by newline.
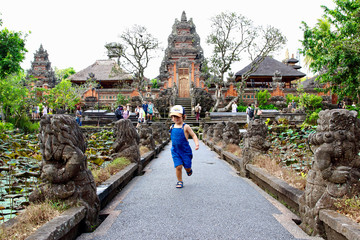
78, 141, 320, 240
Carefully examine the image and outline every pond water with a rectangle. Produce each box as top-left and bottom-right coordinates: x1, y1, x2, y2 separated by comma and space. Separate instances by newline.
0, 131, 41, 222
0, 129, 114, 222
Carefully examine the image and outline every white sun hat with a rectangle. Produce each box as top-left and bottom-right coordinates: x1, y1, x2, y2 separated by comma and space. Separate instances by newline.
169, 105, 184, 117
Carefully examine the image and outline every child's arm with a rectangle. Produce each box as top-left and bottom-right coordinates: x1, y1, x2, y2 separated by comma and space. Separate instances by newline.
185, 125, 199, 150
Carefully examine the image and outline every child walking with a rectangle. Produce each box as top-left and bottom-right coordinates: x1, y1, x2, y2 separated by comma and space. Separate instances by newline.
169, 105, 199, 188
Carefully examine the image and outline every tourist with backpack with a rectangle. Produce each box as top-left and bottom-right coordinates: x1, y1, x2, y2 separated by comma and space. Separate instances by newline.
194, 103, 201, 122
246, 104, 254, 123
254, 104, 262, 120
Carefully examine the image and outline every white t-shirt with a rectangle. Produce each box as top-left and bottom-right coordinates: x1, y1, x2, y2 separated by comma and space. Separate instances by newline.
231, 103, 238, 112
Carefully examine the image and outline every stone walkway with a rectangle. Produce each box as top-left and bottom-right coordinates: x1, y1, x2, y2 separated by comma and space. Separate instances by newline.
78, 141, 321, 240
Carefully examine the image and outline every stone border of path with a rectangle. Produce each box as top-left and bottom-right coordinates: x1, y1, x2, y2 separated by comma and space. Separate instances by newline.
204, 139, 360, 240
23, 139, 170, 240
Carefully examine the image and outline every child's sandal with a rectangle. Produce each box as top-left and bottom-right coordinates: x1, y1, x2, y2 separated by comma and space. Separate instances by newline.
186, 169, 193, 176
176, 181, 183, 188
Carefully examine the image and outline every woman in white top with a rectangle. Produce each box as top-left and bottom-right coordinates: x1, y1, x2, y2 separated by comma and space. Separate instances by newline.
231, 102, 238, 112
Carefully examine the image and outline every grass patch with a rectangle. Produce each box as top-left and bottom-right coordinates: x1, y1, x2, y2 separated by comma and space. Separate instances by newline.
140, 146, 150, 156
225, 144, 242, 157
334, 195, 360, 224
253, 155, 306, 190
0, 200, 69, 240
92, 157, 131, 186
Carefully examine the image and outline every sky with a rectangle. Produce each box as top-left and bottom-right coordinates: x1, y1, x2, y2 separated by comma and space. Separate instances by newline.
1, 0, 335, 79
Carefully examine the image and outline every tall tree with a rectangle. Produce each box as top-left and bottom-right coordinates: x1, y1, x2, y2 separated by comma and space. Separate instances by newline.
0, 15, 28, 121
105, 25, 160, 100
54, 67, 76, 81
0, 16, 28, 79
300, 0, 360, 101
206, 12, 286, 111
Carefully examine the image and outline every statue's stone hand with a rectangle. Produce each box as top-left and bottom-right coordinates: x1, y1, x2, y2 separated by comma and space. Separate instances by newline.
329, 166, 351, 183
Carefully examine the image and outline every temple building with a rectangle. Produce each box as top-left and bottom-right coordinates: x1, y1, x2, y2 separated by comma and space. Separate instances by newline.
69, 59, 134, 106
235, 56, 306, 89
158, 11, 205, 98
26, 44, 57, 88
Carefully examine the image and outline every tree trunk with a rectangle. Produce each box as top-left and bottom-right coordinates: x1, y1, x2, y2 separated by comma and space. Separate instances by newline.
1, 104, 5, 123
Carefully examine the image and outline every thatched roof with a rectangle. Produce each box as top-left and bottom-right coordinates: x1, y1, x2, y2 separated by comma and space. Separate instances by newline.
69, 59, 133, 81
235, 56, 306, 78
301, 75, 324, 89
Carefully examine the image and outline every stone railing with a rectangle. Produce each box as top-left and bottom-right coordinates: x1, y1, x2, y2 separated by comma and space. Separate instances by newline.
204, 138, 360, 240
203, 111, 360, 240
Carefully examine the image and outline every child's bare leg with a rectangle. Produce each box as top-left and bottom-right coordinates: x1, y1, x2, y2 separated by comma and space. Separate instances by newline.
176, 165, 183, 182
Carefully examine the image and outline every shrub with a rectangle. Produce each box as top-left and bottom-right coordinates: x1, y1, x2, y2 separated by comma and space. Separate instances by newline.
259, 104, 278, 110
237, 105, 247, 112
151, 78, 160, 88
299, 93, 323, 111
304, 108, 321, 125
286, 93, 299, 104
7, 114, 39, 133
277, 117, 289, 125
0, 121, 14, 131
256, 90, 271, 106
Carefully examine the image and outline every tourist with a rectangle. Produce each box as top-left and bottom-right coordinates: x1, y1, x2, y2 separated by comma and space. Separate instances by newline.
136, 106, 145, 128
231, 102, 238, 113
135, 105, 140, 118
169, 105, 199, 188
246, 104, 254, 123
147, 101, 154, 122
352, 102, 356, 108
142, 101, 148, 121
36, 105, 40, 119
115, 105, 123, 120
31, 106, 37, 119
122, 106, 129, 120
254, 104, 262, 120
42, 106, 48, 116
291, 100, 296, 109
337, 101, 343, 109
76, 106, 82, 126
194, 103, 201, 122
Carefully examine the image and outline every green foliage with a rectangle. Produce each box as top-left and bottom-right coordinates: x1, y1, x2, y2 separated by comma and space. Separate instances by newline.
300, 0, 360, 101
47, 79, 80, 111
304, 108, 322, 126
277, 118, 289, 125
256, 90, 271, 106
54, 67, 76, 80
116, 93, 130, 106
0, 72, 30, 122
286, 94, 299, 104
0, 121, 14, 131
298, 93, 323, 111
7, 113, 39, 133
150, 78, 159, 88
259, 104, 278, 110
0, 19, 28, 78
237, 105, 247, 112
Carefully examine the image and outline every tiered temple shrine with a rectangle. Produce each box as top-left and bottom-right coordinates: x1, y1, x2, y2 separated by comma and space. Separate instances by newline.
158, 11, 205, 98
26, 44, 57, 88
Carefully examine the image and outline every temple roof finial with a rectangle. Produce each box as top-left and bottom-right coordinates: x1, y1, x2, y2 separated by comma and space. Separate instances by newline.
181, 11, 187, 22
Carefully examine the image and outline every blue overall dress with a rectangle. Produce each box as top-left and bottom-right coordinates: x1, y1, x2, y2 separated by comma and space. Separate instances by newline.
170, 123, 193, 168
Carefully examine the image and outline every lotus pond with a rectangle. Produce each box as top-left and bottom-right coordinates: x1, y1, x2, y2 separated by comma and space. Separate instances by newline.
0, 129, 115, 222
